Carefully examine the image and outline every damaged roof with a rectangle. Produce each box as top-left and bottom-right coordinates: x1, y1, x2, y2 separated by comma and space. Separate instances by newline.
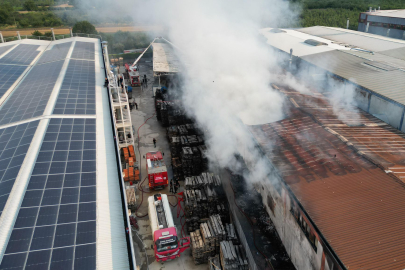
248, 83, 405, 269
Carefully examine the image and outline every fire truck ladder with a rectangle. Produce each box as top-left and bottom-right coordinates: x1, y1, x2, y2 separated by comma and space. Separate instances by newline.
155, 195, 168, 229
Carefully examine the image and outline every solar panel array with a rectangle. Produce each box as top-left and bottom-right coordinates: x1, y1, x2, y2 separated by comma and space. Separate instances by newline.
0, 44, 40, 66
37, 42, 72, 65
71, 42, 95, 60
0, 118, 97, 270
0, 65, 27, 99
0, 121, 39, 216
53, 60, 96, 115
0, 60, 64, 126
0, 45, 13, 57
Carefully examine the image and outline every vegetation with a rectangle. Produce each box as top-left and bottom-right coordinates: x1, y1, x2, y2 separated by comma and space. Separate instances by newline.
100, 31, 153, 54
72, 20, 97, 34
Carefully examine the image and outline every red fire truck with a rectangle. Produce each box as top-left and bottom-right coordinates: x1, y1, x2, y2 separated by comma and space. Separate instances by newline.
146, 151, 168, 190
125, 63, 141, 87
148, 194, 190, 262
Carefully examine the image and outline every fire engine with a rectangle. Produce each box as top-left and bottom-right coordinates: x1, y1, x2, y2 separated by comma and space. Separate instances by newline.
125, 63, 141, 87
148, 194, 190, 261
146, 151, 168, 190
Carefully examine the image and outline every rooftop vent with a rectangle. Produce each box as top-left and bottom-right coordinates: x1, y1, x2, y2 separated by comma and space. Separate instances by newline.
304, 39, 328, 46
269, 28, 286, 33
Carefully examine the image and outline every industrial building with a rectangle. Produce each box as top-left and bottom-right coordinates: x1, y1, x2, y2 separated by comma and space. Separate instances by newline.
238, 27, 405, 270
0, 38, 134, 269
261, 26, 405, 132
358, 9, 405, 40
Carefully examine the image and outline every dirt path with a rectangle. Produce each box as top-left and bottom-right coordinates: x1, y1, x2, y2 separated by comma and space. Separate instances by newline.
0, 25, 162, 37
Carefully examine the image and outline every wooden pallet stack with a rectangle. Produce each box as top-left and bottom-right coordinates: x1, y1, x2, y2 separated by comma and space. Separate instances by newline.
225, 224, 238, 244
185, 173, 221, 190
190, 229, 208, 265
220, 241, 249, 270
209, 215, 226, 252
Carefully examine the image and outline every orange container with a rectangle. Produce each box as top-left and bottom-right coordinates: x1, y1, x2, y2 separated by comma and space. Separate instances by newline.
123, 169, 129, 182
128, 145, 135, 155
123, 147, 129, 162
135, 169, 140, 175
129, 167, 135, 182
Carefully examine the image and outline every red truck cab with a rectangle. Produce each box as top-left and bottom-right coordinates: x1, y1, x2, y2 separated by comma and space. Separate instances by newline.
154, 227, 190, 261
125, 63, 141, 87
146, 151, 168, 189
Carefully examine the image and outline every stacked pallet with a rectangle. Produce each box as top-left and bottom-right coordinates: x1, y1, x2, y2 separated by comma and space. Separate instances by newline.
160, 102, 169, 126
178, 125, 188, 136
198, 145, 209, 171
185, 172, 221, 190
220, 241, 248, 270
167, 125, 179, 140
190, 230, 207, 264
181, 147, 193, 177
128, 145, 135, 160
225, 224, 238, 244
209, 215, 226, 251
126, 187, 136, 210
171, 157, 183, 180
209, 255, 222, 270
155, 99, 162, 121
123, 147, 129, 162
185, 123, 196, 135
169, 136, 181, 158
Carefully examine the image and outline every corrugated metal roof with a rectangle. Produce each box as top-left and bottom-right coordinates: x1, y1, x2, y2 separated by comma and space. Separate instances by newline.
362, 9, 405, 19
380, 46, 405, 61
297, 26, 405, 52
248, 85, 405, 269
152, 43, 181, 74
300, 50, 405, 105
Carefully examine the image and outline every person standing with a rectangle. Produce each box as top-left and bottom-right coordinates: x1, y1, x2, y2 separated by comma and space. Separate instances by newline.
144, 75, 148, 87
174, 181, 179, 194
153, 138, 156, 148
120, 76, 123, 86
169, 179, 174, 193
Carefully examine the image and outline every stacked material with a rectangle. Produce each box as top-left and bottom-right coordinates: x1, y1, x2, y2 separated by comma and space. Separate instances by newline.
185, 123, 196, 135
171, 157, 183, 180
220, 241, 249, 270
191, 147, 202, 175
225, 224, 238, 244
198, 145, 209, 171
208, 215, 227, 252
178, 125, 188, 136
160, 102, 169, 126
185, 173, 221, 189
190, 229, 207, 265
208, 256, 222, 270
181, 135, 204, 147
181, 147, 194, 177
126, 187, 136, 211
169, 136, 181, 158
167, 126, 179, 140
121, 145, 139, 182
155, 99, 162, 121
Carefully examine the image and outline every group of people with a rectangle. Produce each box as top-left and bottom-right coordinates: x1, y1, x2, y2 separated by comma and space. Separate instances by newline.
169, 178, 180, 194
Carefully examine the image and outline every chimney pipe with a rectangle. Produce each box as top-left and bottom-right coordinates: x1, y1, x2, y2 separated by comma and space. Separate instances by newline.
374, 8, 377, 12
347, 18, 350, 29
0, 32, 3, 43
365, 22, 370, 32
17, 31, 21, 40
387, 29, 390, 37
378, 6, 380, 10
369, 7, 372, 12
50, 28, 55, 41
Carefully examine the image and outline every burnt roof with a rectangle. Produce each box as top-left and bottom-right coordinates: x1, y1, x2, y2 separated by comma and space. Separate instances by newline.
248, 83, 405, 269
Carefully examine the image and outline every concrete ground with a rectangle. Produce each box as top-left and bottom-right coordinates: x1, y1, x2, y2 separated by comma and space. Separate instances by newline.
119, 61, 209, 270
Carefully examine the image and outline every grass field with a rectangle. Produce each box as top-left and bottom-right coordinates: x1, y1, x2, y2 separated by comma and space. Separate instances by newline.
0, 25, 162, 37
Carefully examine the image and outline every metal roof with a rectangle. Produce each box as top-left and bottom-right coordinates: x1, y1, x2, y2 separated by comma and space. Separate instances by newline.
248, 84, 405, 269
296, 26, 405, 52
300, 50, 405, 105
0, 38, 131, 269
362, 9, 405, 19
152, 43, 181, 75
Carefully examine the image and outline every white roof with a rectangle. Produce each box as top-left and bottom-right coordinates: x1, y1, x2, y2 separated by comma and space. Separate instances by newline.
362, 9, 405, 18
152, 43, 181, 74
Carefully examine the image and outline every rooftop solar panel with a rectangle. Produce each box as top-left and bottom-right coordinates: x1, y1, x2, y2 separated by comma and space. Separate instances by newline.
37, 42, 72, 65
0, 118, 96, 270
0, 60, 64, 125
0, 121, 39, 216
0, 65, 27, 99
53, 60, 96, 115
0, 45, 14, 57
0, 44, 40, 66
71, 42, 95, 60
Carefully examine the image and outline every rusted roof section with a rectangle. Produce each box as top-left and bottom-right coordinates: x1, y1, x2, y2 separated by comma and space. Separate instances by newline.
248, 85, 405, 270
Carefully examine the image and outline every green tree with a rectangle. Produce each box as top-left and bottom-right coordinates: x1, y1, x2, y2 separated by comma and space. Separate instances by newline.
72, 20, 97, 34
23, 0, 38, 11
31, 30, 44, 36
44, 31, 53, 37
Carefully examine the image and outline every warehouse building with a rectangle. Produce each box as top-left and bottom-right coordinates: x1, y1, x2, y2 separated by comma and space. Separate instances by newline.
238, 27, 405, 270
358, 9, 405, 40
261, 26, 405, 132
0, 38, 134, 269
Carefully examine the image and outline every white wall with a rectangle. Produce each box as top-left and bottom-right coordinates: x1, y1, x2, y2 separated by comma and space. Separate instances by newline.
369, 95, 403, 128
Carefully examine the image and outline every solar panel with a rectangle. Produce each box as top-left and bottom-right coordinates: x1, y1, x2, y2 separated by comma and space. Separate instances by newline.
0, 121, 39, 216
0, 118, 96, 270
53, 60, 96, 115
0, 45, 13, 57
0, 44, 40, 66
37, 42, 72, 65
0, 60, 64, 126
71, 42, 95, 60
0, 65, 27, 99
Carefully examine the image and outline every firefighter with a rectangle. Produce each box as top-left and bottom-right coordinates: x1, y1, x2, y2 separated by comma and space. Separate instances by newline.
153, 138, 156, 148
104, 77, 108, 87
169, 179, 174, 193
119, 76, 123, 86
143, 75, 148, 87
174, 180, 179, 194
